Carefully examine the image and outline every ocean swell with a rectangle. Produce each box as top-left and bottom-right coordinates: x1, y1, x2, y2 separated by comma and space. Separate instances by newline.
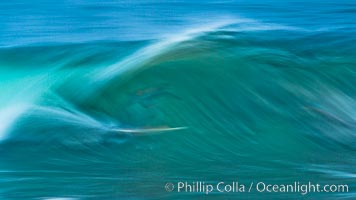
0, 17, 355, 199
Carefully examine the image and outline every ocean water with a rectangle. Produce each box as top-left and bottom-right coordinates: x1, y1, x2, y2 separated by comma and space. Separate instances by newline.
0, 0, 355, 199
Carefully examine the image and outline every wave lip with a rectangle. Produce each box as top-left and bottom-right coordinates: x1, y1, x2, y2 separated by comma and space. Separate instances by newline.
90, 16, 304, 85
91, 19, 237, 82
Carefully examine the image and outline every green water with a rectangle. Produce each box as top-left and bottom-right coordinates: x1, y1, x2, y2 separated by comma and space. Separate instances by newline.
0, 1, 356, 199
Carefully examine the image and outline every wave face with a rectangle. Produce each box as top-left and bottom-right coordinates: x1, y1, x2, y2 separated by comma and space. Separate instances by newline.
1, 1, 356, 199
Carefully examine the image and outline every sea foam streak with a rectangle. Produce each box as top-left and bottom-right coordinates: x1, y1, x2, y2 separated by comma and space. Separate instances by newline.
113, 126, 188, 135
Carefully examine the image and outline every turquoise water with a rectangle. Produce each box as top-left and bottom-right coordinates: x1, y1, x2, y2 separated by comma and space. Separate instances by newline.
0, 1, 355, 199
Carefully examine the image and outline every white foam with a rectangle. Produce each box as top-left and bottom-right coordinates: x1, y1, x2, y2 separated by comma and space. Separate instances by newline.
0, 105, 28, 141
